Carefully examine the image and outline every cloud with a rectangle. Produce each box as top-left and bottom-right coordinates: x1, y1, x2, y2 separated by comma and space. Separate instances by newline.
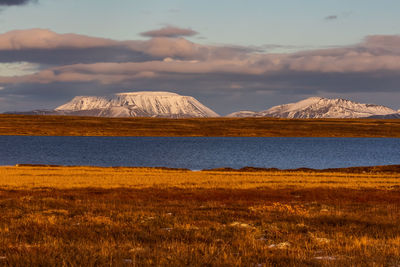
362, 35, 400, 54
0, 0, 37, 6
140, 26, 198, 38
324, 12, 353, 21
0, 47, 155, 66
1, 28, 400, 114
0, 29, 259, 65
0, 29, 155, 65
0, 62, 39, 76
0, 29, 116, 50
2, 30, 400, 80
324, 15, 338, 20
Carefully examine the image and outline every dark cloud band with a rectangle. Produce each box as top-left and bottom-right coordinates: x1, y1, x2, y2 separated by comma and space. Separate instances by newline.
325, 15, 338, 20
0, 0, 37, 6
141, 26, 198, 38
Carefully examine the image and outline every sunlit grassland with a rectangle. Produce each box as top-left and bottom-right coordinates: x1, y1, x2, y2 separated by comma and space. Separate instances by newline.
0, 166, 399, 266
0, 166, 399, 189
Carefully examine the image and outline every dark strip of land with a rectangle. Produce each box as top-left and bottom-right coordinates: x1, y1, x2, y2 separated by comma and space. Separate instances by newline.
13, 163, 400, 174
205, 164, 400, 174
1, 114, 400, 137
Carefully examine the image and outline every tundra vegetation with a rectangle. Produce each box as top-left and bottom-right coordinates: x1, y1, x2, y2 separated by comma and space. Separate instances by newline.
2, 114, 400, 137
0, 166, 399, 266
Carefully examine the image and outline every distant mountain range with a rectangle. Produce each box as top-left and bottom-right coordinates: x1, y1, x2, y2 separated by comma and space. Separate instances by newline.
227, 97, 400, 119
5, 92, 400, 119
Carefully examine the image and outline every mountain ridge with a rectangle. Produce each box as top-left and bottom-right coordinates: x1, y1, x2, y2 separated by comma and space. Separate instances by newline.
4, 94, 400, 119
228, 97, 399, 119
33, 91, 220, 118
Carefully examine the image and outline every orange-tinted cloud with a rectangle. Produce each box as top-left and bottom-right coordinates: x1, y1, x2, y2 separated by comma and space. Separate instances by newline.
0, 29, 257, 64
1, 29, 400, 114
0, 29, 117, 50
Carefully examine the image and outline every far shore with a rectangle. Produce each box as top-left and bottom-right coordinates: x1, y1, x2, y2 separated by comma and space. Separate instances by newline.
10, 163, 400, 174
1, 114, 400, 137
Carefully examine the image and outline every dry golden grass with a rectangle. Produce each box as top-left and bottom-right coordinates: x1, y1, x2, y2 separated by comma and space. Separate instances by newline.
2, 114, 400, 137
0, 166, 399, 266
0, 166, 399, 189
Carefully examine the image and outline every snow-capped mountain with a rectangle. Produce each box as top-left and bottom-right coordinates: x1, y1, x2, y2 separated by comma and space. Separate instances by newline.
227, 97, 398, 118
54, 91, 219, 118
10, 91, 219, 118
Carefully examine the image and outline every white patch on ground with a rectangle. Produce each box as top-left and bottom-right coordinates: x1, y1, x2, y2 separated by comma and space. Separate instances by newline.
140, 216, 155, 223
314, 256, 337, 261
129, 247, 145, 253
309, 233, 331, 244
268, 242, 291, 249
314, 237, 331, 244
229, 222, 252, 228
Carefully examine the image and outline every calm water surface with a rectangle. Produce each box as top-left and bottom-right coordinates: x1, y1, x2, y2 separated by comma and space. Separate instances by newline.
0, 136, 400, 170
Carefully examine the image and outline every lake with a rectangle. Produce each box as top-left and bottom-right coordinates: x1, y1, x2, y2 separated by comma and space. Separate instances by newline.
0, 136, 399, 170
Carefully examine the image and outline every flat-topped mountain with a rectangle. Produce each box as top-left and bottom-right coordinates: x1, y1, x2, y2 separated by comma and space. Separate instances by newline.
228, 97, 398, 119
13, 91, 219, 118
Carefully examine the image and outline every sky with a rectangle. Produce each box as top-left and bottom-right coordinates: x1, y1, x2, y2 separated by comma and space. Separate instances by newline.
0, 0, 399, 114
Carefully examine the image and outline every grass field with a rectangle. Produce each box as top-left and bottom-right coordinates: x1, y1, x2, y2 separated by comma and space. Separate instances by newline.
2, 114, 400, 137
0, 166, 399, 266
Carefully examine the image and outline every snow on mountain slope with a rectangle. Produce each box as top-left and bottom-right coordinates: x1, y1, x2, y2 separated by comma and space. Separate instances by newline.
55, 91, 219, 118
227, 97, 397, 118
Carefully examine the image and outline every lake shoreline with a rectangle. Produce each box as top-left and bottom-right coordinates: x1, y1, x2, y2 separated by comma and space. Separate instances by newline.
9, 163, 400, 174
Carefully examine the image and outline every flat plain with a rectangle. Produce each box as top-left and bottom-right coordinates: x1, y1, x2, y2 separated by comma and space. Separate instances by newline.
1, 115, 400, 266
0, 166, 399, 266
1, 114, 400, 137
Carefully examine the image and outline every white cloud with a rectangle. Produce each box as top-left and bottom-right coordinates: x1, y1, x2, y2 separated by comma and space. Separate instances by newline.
0, 62, 40, 77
